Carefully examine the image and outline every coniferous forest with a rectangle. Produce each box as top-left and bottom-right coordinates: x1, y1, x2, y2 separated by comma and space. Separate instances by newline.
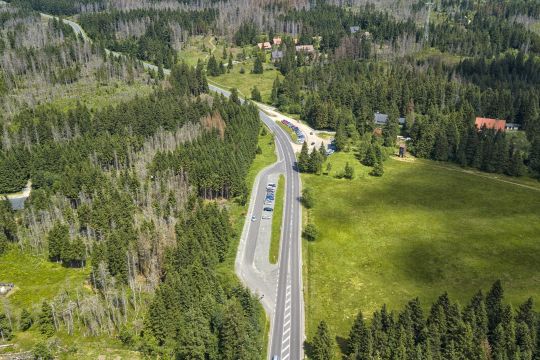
0, 0, 539, 358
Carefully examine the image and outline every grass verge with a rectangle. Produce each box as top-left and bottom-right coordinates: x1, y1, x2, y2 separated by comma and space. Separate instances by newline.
302, 152, 540, 354
277, 121, 297, 143
269, 175, 285, 264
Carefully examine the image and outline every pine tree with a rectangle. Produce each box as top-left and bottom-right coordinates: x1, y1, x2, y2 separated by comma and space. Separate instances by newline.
0, 312, 12, 341
38, 302, 55, 337
312, 320, 334, 360
319, 143, 327, 159
230, 88, 241, 105
309, 150, 324, 174
19, 308, 33, 331
47, 222, 69, 263
370, 160, 384, 177
271, 76, 280, 105
298, 142, 310, 172
251, 86, 262, 102
348, 311, 371, 359
252, 55, 263, 74
344, 162, 355, 179
486, 280, 505, 340
227, 52, 233, 70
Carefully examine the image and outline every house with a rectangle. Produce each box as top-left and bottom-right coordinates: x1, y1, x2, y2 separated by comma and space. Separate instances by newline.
374, 112, 388, 125
257, 42, 272, 50
295, 44, 315, 53
350, 26, 360, 34
271, 50, 284, 61
273, 37, 282, 46
505, 123, 521, 131
475, 117, 506, 131
374, 112, 406, 126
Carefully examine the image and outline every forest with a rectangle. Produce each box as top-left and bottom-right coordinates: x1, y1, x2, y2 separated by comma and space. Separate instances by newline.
0, 50, 264, 357
1, 0, 540, 357
310, 281, 540, 360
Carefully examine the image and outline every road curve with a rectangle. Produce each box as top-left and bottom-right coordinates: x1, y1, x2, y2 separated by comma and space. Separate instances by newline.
36, 11, 305, 359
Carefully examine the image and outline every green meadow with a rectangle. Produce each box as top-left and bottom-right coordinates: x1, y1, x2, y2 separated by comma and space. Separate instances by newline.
302, 152, 540, 345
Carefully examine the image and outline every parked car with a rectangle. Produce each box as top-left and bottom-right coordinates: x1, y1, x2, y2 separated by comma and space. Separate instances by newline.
264, 207, 273, 212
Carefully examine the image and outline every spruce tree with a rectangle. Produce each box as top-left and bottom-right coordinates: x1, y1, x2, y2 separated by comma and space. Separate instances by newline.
38, 302, 55, 337
370, 160, 384, 177
298, 142, 310, 172
347, 311, 371, 359
271, 76, 280, 105
47, 222, 69, 263
251, 86, 262, 102
0, 313, 12, 341
227, 52, 233, 70
252, 55, 263, 74
20, 308, 33, 331
486, 280, 505, 339
344, 162, 355, 179
312, 320, 334, 360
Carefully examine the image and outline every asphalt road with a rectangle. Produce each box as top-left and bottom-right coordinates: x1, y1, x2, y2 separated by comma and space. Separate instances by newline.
34, 11, 306, 358
210, 85, 304, 359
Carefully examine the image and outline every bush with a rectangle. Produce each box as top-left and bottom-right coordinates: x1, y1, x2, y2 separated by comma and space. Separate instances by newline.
301, 188, 315, 209
303, 223, 319, 241
33, 342, 53, 360
118, 326, 134, 346
239, 67, 245, 74
256, 146, 262, 154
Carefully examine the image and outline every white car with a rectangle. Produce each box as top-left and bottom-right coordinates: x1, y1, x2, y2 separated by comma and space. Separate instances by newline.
251, 216, 257, 222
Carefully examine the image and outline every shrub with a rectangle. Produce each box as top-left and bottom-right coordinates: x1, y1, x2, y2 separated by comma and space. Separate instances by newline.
301, 188, 315, 209
303, 223, 319, 241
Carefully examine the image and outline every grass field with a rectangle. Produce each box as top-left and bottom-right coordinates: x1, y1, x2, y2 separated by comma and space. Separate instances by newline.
0, 249, 140, 357
269, 175, 285, 264
302, 152, 540, 351
0, 249, 90, 312
208, 63, 282, 103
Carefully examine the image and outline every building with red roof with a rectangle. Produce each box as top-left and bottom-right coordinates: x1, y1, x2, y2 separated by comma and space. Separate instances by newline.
475, 117, 506, 131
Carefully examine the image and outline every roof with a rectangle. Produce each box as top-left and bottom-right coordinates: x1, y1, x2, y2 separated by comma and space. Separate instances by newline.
295, 44, 315, 52
257, 42, 272, 50
350, 26, 360, 34
273, 37, 282, 45
505, 123, 520, 128
374, 113, 388, 125
399, 117, 406, 125
271, 50, 283, 59
475, 117, 506, 131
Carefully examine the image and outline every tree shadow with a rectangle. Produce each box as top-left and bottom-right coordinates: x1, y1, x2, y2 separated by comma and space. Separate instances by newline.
303, 340, 314, 359
336, 336, 349, 358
